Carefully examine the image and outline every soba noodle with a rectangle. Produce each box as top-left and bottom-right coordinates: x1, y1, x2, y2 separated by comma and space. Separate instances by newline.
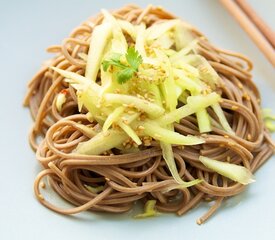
24, 4, 274, 224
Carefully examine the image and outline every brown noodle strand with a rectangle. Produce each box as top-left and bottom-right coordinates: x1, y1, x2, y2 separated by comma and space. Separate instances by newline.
25, 5, 274, 224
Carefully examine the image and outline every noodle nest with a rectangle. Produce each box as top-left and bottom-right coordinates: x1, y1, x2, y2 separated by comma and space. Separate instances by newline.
24, 4, 274, 224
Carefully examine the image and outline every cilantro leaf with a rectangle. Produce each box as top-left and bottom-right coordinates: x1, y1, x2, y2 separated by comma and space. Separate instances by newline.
102, 53, 124, 71
111, 52, 123, 61
102, 47, 142, 84
126, 47, 143, 71
116, 68, 135, 84
102, 59, 125, 71
102, 60, 111, 71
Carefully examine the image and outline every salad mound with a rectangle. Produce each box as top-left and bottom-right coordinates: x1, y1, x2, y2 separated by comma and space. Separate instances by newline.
52, 9, 253, 187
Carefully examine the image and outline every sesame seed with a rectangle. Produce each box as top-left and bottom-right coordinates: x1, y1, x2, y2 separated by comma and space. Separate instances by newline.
38, 194, 44, 201
138, 126, 145, 130
144, 140, 151, 146
128, 104, 134, 108
237, 83, 243, 89
243, 93, 251, 101
125, 143, 132, 149
140, 114, 147, 121
40, 182, 46, 189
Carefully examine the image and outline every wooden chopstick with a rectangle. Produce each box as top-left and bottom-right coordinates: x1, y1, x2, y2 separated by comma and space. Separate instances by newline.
235, 0, 275, 49
220, 0, 275, 67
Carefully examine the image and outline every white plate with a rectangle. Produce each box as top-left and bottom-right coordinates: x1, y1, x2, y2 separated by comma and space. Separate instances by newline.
1, 1, 274, 239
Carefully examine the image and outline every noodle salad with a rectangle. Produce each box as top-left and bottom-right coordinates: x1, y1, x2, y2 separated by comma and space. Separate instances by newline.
24, 5, 275, 224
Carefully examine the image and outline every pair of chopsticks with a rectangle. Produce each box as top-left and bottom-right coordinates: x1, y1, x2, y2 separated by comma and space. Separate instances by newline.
220, 0, 275, 67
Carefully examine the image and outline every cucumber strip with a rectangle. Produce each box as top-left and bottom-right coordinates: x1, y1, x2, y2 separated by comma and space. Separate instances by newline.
104, 93, 165, 118
103, 106, 125, 132
85, 22, 113, 81
146, 19, 180, 41
211, 103, 234, 135
118, 122, 142, 145
51, 67, 102, 93
160, 141, 202, 186
76, 129, 128, 155
142, 121, 204, 145
159, 93, 220, 125
199, 156, 255, 185
134, 200, 158, 218
196, 109, 211, 133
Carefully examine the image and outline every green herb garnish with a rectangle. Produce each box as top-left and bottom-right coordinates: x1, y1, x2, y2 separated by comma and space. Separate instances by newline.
102, 47, 142, 84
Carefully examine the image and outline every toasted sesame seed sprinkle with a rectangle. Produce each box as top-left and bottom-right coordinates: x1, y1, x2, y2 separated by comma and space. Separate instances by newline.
38, 194, 44, 201
138, 125, 145, 130
243, 93, 251, 101
144, 140, 151, 146
237, 83, 243, 89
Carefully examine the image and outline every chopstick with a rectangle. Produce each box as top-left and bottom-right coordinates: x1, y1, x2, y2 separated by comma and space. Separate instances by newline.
235, 0, 275, 49
220, 0, 275, 67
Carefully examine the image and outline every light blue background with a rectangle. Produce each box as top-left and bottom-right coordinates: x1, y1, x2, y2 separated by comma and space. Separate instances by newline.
0, 1, 274, 240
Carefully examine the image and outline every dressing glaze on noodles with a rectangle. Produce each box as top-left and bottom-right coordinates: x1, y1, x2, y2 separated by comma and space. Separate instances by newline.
24, 4, 274, 224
